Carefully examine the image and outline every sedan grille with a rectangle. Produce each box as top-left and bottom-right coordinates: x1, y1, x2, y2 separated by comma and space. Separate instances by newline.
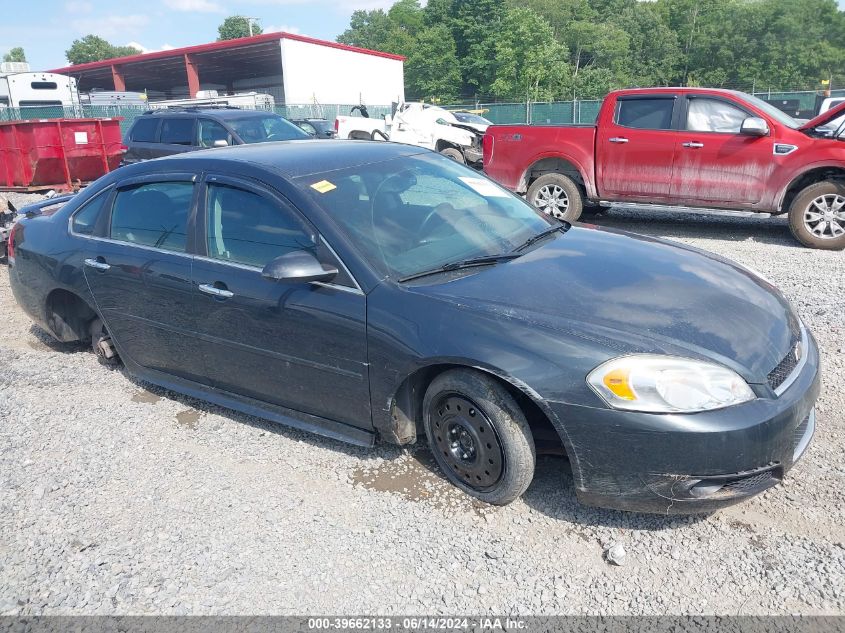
767, 338, 802, 391
719, 470, 780, 495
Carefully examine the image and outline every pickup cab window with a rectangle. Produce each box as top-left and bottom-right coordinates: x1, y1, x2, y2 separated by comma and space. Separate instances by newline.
687, 98, 747, 133
616, 98, 674, 130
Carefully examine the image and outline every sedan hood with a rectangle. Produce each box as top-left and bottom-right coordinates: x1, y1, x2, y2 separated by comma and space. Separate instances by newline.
412, 226, 800, 382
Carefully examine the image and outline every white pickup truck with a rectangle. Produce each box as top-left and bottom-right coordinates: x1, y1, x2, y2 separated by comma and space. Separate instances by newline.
816, 96, 845, 135
335, 102, 484, 166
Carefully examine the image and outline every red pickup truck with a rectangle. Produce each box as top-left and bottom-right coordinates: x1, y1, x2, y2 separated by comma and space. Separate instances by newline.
482, 87, 845, 250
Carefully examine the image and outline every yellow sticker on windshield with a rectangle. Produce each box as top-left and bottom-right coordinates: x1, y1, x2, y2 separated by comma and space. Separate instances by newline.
311, 180, 337, 194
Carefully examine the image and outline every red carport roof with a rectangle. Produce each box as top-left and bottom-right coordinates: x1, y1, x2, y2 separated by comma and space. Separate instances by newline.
48, 31, 405, 74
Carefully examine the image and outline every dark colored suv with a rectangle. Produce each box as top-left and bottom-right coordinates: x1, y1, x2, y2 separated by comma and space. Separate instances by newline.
292, 118, 336, 139
122, 106, 310, 164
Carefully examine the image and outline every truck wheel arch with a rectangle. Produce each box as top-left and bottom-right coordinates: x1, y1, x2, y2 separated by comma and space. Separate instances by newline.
778, 165, 845, 213
519, 156, 594, 200
435, 139, 463, 154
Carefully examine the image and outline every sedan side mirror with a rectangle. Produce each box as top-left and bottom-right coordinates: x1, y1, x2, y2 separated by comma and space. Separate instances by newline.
212, 139, 229, 148
740, 117, 769, 137
261, 250, 338, 283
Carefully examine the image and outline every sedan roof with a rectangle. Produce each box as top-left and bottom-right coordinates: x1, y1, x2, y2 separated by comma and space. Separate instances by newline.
162, 140, 427, 178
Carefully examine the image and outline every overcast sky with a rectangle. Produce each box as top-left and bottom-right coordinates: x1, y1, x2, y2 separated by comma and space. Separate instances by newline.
0, 0, 396, 70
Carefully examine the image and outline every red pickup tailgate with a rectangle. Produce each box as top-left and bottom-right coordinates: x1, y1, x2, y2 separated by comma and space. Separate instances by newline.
483, 125, 597, 195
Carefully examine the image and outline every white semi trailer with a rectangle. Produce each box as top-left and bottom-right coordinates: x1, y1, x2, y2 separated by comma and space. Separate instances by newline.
0, 64, 81, 109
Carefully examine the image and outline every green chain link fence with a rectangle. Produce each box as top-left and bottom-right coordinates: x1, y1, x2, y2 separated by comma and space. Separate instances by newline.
3, 88, 845, 134
0, 104, 393, 136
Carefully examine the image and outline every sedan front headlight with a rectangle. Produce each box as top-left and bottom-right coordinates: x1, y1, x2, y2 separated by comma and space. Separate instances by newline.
587, 355, 755, 413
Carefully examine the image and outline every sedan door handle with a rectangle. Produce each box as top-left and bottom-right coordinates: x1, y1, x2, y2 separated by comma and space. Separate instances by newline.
199, 283, 234, 299
682, 142, 705, 149
84, 258, 111, 271
608, 137, 629, 144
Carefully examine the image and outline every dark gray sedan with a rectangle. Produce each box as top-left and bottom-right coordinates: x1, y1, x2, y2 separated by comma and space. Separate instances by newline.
7, 141, 819, 513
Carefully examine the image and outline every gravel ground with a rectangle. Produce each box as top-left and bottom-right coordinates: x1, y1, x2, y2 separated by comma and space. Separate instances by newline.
1, 201, 844, 616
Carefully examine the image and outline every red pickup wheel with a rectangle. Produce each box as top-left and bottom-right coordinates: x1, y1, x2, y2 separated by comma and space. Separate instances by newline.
788, 181, 845, 250
526, 174, 583, 222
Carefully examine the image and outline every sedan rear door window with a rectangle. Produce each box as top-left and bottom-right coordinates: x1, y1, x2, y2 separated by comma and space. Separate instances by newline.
71, 189, 111, 236
110, 182, 193, 252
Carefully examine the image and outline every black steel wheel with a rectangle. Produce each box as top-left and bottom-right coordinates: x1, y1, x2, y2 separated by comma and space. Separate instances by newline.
429, 394, 505, 490
423, 369, 536, 505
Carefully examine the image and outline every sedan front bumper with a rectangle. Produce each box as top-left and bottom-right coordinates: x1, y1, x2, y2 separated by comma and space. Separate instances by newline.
549, 333, 821, 514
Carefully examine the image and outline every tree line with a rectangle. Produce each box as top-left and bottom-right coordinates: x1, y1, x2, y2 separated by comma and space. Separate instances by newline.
337, 0, 845, 103
64, 16, 263, 65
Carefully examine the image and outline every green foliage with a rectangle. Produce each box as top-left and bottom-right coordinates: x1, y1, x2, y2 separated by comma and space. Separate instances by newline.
217, 15, 263, 41
3, 47, 26, 63
338, 10, 394, 50
337, 0, 845, 102
406, 25, 463, 101
449, 0, 508, 94
491, 8, 569, 100
65, 36, 141, 65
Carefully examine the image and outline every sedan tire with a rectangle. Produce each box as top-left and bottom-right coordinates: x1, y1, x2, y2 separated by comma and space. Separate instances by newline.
423, 369, 536, 505
788, 180, 845, 250
527, 173, 583, 222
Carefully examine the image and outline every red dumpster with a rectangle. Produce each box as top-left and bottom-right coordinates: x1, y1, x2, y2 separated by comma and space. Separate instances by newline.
0, 118, 125, 192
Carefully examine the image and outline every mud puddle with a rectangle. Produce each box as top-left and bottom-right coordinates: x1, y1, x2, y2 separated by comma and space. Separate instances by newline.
131, 390, 161, 404
351, 450, 491, 513
175, 409, 201, 429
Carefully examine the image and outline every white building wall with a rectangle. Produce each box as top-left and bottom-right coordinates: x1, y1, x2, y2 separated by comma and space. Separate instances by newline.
280, 38, 405, 105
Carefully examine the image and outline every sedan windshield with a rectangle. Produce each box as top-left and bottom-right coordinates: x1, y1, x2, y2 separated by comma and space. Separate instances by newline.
299, 153, 556, 279
229, 115, 310, 143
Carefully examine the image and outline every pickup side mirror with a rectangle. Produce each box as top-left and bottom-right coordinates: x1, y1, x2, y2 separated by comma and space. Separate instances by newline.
261, 250, 338, 284
740, 117, 769, 137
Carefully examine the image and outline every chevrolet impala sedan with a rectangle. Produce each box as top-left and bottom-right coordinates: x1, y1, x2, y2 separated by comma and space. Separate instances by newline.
7, 141, 820, 513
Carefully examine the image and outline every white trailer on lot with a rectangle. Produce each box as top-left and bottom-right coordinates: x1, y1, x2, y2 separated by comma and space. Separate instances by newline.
279, 36, 405, 105
147, 90, 275, 110
0, 65, 81, 109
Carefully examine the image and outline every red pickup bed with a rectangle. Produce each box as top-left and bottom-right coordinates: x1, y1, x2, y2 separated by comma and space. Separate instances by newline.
482, 87, 845, 250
